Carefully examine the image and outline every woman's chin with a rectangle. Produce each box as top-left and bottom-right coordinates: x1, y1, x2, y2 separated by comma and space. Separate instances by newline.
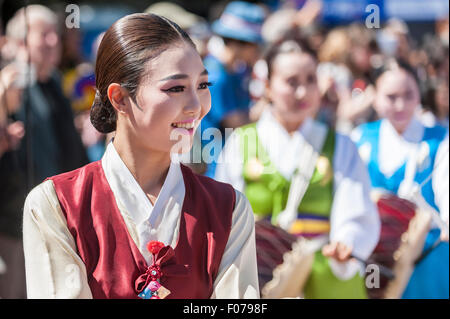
286, 111, 311, 124
390, 117, 412, 133
169, 141, 193, 155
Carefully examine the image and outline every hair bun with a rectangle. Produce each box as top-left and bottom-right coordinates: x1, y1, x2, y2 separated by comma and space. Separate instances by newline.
90, 91, 117, 134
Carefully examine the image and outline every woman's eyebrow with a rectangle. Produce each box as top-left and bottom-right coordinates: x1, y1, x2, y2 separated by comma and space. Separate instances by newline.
159, 74, 188, 81
159, 69, 208, 82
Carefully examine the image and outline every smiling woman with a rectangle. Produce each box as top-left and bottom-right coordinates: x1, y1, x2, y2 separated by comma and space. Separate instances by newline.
22, 13, 259, 299
90, 13, 198, 134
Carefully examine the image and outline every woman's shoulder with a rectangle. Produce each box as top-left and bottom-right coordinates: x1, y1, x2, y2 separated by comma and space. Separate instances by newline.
333, 131, 370, 173
26, 161, 103, 214
334, 131, 359, 154
47, 160, 102, 183
24, 179, 61, 220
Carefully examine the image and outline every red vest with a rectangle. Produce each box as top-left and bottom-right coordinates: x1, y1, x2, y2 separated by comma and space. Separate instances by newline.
47, 161, 235, 299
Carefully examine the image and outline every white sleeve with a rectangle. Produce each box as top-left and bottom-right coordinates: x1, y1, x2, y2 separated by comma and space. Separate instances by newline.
329, 134, 381, 260
23, 180, 92, 299
214, 131, 245, 192
211, 190, 260, 299
433, 135, 449, 225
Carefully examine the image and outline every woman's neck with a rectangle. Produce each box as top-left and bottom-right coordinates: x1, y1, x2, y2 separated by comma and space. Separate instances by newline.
113, 133, 171, 200
271, 108, 304, 135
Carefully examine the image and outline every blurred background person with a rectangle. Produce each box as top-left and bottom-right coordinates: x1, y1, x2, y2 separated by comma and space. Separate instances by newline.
0, 13, 26, 299
216, 38, 380, 298
316, 24, 380, 133
199, 1, 266, 177
0, 64, 25, 160
4, 4, 89, 183
417, 21, 449, 129
250, 1, 325, 122
376, 18, 412, 62
0, 4, 88, 298
352, 59, 449, 299
62, 31, 106, 162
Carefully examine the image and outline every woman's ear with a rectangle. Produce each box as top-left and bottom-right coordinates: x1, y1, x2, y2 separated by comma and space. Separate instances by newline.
107, 83, 128, 115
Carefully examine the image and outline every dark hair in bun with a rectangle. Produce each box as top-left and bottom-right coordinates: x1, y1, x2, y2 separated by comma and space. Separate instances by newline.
263, 36, 316, 80
90, 90, 117, 133
90, 13, 196, 133
373, 57, 420, 87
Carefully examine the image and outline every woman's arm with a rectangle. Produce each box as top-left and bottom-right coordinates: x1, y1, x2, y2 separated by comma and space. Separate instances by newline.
23, 180, 92, 298
211, 190, 259, 299
329, 134, 381, 261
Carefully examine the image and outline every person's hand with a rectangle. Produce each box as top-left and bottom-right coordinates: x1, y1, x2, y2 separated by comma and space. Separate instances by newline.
0, 63, 20, 91
317, 75, 336, 98
6, 121, 25, 150
1, 63, 24, 115
0, 121, 25, 158
293, 0, 323, 27
336, 84, 376, 123
322, 241, 353, 262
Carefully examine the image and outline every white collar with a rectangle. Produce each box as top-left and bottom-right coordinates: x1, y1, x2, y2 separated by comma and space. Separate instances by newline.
258, 107, 324, 149
257, 108, 327, 179
382, 116, 425, 144
377, 117, 426, 177
101, 141, 184, 227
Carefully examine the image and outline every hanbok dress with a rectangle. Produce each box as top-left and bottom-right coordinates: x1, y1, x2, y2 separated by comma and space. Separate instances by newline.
23, 141, 259, 299
352, 117, 449, 299
215, 108, 380, 299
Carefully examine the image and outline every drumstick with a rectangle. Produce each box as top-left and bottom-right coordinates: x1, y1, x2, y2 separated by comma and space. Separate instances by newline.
350, 254, 396, 280
408, 190, 449, 238
403, 146, 450, 238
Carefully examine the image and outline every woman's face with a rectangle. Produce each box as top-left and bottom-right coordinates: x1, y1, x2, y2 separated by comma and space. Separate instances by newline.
26, 19, 61, 79
267, 52, 321, 130
374, 69, 420, 133
124, 43, 211, 154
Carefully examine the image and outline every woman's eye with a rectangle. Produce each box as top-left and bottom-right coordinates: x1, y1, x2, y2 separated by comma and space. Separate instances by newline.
307, 74, 317, 84
404, 91, 414, 100
198, 82, 213, 90
164, 86, 185, 93
287, 79, 297, 88
387, 94, 396, 102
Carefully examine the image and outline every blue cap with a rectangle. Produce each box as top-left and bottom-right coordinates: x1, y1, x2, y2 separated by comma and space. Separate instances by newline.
212, 1, 265, 44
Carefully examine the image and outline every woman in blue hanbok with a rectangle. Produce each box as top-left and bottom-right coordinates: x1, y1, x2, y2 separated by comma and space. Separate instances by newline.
352, 60, 449, 299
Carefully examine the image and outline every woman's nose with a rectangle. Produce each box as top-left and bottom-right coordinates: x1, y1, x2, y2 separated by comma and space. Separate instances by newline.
295, 85, 306, 99
394, 97, 406, 111
184, 91, 202, 114
45, 31, 59, 47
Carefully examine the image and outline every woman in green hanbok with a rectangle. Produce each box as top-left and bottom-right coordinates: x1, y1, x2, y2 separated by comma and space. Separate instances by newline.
215, 39, 380, 299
